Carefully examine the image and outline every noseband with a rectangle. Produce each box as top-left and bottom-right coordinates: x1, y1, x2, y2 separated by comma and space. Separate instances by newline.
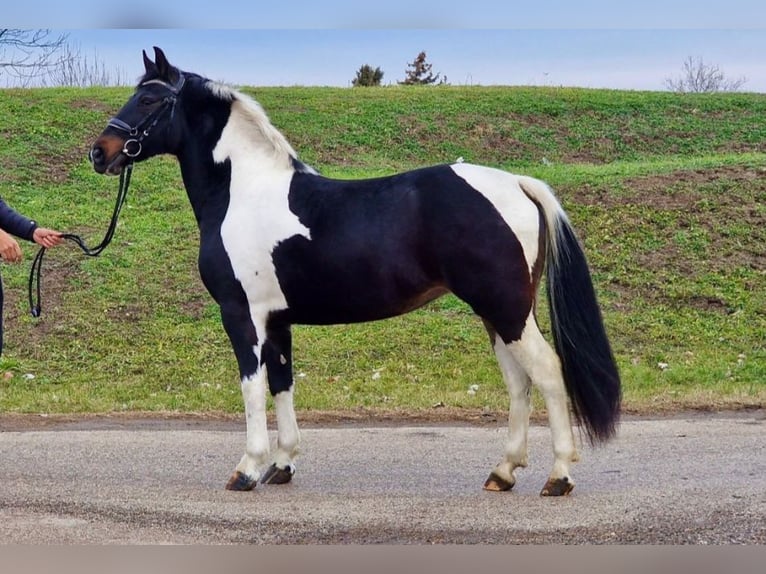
105, 75, 186, 158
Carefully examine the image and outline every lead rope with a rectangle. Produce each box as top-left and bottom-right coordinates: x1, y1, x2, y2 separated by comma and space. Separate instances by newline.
28, 162, 133, 318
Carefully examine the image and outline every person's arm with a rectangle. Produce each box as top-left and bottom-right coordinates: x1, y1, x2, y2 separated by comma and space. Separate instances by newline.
0, 198, 63, 249
0, 198, 38, 241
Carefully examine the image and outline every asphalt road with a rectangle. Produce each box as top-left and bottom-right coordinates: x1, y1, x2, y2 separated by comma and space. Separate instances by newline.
0, 412, 764, 544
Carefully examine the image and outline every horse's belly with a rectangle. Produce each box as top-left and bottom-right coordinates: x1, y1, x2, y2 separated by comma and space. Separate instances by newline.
279, 272, 447, 325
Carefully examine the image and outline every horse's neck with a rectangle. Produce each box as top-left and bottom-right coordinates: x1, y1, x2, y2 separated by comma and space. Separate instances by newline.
176, 104, 296, 225
175, 149, 227, 226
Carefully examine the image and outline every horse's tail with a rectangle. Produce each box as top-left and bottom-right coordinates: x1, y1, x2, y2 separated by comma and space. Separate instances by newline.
518, 176, 621, 444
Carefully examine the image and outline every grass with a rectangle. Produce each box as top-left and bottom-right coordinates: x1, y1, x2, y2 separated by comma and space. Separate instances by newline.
0, 85, 764, 418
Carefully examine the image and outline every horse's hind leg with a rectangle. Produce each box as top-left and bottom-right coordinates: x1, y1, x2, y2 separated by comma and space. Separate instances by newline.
484, 326, 533, 492
508, 314, 579, 496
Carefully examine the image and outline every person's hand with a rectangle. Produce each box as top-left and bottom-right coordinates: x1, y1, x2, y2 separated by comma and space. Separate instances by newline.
0, 229, 22, 263
32, 227, 64, 249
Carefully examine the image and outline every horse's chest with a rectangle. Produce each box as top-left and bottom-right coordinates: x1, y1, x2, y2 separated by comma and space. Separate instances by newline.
219, 183, 311, 312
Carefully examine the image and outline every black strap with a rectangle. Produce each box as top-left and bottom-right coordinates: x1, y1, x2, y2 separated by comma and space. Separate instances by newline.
27, 163, 133, 319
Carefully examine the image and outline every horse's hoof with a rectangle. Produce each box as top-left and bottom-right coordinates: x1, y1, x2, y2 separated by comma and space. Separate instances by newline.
483, 471, 515, 492
540, 476, 574, 497
225, 471, 257, 491
260, 463, 294, 485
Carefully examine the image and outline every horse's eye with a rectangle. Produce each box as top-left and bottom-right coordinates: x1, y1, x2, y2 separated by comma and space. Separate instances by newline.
139, 95, 158, 106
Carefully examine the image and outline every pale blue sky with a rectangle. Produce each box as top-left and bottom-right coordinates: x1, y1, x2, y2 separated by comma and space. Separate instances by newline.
6, 0, 766, 29
4, 1, 766, 91
60, 29, 766, 91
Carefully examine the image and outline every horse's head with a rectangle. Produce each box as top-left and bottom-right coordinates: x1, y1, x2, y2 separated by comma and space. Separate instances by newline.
90, 47, 185, 175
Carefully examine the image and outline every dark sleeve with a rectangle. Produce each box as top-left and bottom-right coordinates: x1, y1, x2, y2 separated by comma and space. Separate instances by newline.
0, 198, 37, 241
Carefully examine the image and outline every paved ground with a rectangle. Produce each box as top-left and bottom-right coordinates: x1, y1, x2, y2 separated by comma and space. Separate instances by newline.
0, 412, 764, 544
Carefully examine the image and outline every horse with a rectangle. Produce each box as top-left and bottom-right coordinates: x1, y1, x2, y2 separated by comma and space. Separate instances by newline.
89, 47, 620, 496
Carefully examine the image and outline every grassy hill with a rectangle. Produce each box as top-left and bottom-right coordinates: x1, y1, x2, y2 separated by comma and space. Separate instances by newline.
0, 85, 763, 417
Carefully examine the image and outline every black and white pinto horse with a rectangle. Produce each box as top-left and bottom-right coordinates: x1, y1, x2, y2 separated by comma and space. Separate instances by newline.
90, 48, 620, 496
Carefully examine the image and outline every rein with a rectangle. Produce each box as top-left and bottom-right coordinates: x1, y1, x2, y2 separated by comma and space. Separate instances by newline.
28, 163, 133, 318
27, 80, 183, 320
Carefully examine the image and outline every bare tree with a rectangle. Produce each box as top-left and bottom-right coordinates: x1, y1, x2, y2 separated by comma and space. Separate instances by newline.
44, 43, 127, 87
0, 29, 68, 86
665, 56, 747, 93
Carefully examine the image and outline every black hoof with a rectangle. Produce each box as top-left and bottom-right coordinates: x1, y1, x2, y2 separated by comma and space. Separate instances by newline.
483, 471, 515, 492
540, 476, 574, 497
260, 463, 294, 485
225, 471, 257, 491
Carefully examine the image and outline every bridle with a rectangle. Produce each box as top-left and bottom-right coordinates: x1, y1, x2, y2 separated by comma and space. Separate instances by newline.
101, 74, 186, 160
26, 75, 186, 320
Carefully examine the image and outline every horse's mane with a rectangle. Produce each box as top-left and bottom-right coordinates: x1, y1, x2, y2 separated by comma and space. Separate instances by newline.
137, 70, 316, 174
205, 80, 317, 174
205, 81, 295, 159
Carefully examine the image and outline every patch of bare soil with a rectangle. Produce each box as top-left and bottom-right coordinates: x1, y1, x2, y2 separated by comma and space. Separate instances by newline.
0, 137, 89, 187
0, 408, 497, 432
578, 164, 766, 275
1, 404, 763, 432
69, 99, 115, 115
36, 144, 90, 185
579, 165, 766, 208
0, 155, 15, 183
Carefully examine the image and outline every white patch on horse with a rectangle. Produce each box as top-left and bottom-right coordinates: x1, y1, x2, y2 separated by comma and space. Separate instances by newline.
213, 97, 298, 172
273, 387, 300, 470
506, 313, 579, 480
236, 371, 270, 480
213, 97, 311, 324
450, 163, 542, 275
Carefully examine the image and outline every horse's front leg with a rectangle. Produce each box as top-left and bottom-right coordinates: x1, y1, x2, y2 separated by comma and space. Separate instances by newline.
259, 320, 300, 485
219, 305, 270, 491
226, 370, 270, 491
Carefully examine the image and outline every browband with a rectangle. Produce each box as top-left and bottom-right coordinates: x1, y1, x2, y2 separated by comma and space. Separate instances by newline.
139, 74, 186, 94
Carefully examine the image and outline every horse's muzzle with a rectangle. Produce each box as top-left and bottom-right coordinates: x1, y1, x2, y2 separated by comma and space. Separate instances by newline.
89, 145, 105, 169
90, 140, 127, 176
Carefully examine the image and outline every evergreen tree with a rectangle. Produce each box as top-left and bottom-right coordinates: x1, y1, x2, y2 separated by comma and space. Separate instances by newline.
399, 51, 444, 85
352, 64, 384, 87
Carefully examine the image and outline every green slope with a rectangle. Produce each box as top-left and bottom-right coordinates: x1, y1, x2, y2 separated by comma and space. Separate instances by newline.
0, 85, 763, 415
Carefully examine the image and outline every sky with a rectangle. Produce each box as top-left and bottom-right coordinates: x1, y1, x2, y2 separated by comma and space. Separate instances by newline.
58, 29, 766, 92
4, 1, 766, 91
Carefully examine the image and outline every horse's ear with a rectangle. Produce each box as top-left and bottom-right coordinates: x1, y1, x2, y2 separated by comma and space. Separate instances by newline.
153, 46, 180, 85
142, 49, 156, 74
